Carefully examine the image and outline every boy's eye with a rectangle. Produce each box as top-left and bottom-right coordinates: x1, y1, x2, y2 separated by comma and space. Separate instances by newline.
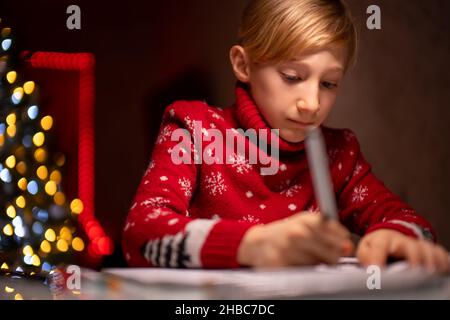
281, 72, 302, 82
321, 81, 338, 89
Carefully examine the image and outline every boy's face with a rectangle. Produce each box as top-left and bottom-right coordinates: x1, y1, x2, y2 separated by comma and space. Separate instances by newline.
247, 46, 346, 143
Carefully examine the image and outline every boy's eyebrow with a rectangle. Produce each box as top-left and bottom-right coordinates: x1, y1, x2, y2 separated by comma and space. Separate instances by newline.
282, 61, 344, 75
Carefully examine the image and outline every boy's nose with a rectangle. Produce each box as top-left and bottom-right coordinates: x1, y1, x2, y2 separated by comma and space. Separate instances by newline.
296, 82, 320, 115
296, 95, 320, 115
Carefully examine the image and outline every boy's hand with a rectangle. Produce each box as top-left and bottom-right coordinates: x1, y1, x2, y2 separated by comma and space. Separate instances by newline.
237, 213, 354, 267
357, 229, 450, 273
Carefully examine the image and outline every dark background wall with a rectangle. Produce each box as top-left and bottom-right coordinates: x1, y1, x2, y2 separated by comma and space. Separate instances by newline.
1, 0, 449, 266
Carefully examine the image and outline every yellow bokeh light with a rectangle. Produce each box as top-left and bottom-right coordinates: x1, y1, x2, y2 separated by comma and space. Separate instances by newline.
6, 113, 16, 126
0, 134, 4, 147
31, 254, 41, 266
1, 27, 12, 37
54, 192, 66, 205
16, 161, 27, 175
41, 116, 53, 131
45, 229, 56, 242
34, 148, 47, 162
17, 177, 27, 191
70, 199, 84, 214
6, 125, 16, 137
15, 293, 23, 300
45, 181, 57, 196
6, 205, 16, 219
60, 227, 72, 242
72, 237, 85, 252
36, 165, 48, 180
56, 239, 69, 252
1, 263, 9, 270
40, 240, 51, 253
50, 170, 61, 183
5, 286, 14, 293
5, 155, 16, 168
33, 132, 45, 147
15, 196, 26, 208
3, 224, 13, 236
23, 81, 35, 94
6, 71, 16, 84
22, 245, 33, 256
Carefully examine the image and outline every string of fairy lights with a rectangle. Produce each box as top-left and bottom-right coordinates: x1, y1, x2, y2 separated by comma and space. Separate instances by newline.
1, 18, 86, 299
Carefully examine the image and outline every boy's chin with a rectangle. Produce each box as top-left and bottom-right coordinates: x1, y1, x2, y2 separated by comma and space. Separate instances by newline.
279, 130, 306, 144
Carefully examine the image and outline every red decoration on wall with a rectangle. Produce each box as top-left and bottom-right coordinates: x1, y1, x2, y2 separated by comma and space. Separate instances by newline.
26, 52, 113, 258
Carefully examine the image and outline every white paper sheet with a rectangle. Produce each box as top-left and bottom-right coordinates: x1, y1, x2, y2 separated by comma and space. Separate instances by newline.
102, 258, 444, 299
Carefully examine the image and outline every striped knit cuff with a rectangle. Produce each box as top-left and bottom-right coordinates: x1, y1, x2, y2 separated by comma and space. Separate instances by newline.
366, 220, 434, 241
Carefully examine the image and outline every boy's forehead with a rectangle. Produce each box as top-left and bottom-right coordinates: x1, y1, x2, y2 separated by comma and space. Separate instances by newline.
282, 45, 347, 69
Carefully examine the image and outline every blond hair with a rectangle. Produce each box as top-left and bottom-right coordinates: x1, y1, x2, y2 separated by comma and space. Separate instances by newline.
237, 0, 357, 69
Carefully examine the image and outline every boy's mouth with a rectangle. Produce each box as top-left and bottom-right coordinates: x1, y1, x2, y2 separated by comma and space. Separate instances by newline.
287, 119, 315, 128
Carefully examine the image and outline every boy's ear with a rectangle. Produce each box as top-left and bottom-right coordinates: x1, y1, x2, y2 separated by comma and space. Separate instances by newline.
229, 45, 251, 83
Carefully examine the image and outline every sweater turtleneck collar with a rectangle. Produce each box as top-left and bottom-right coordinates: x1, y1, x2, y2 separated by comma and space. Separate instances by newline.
234, 81, 306, 153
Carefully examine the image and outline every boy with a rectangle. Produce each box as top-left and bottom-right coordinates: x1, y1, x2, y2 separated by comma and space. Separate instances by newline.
122, 0, 449, 272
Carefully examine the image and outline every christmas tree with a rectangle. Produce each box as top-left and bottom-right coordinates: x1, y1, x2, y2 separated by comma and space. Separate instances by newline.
0, 19, 85, 278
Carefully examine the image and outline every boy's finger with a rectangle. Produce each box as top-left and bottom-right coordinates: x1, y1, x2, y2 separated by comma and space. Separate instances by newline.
314, 229, 353, 254
388, 238, 421, 267
323, 220, 351, 239
295, 238, 341, 265
421, 241, 437, 272
358, 238, 389, 267
436, 246, 450, 273
404, 242, 422, 268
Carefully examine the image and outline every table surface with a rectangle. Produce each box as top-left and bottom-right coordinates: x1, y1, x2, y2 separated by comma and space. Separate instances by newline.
2, 262, 450, 300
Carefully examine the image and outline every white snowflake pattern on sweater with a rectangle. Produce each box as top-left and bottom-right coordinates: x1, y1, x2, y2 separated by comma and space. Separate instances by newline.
352, 185, 369, 203
228, 153, 252, 174
344, 130, 355, 142
208, 109, 224, 121
141, 197, 170, 208
156, 125, 172, 144
353, 162, 363, 176
240, 214, 260, 223
178, 177, 193, 198
184, 116, 195, 131
145, 208, 171, 221
280, 184, 302, 198
144, 160, 155, 176
204, 171, 228, 196
327, 148, 340, 162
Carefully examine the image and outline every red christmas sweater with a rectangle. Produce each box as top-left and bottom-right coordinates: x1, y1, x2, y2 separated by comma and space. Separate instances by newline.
122, 82, 435, 268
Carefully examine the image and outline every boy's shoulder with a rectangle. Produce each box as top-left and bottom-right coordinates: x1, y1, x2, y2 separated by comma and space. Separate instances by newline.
321, 125, 361, 150
162, 99, 226, 126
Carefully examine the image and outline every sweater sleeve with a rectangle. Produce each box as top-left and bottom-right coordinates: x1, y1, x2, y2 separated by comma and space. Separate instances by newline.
122, 102, 255, 268
336, 130, 435, 241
